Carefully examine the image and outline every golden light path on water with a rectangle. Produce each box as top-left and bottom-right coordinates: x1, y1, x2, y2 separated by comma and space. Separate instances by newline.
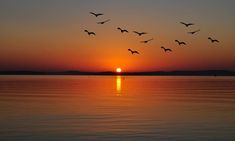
116, 76, 122, 95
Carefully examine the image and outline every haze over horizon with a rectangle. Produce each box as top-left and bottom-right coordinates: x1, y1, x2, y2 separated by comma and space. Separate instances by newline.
1, 0, 235, 72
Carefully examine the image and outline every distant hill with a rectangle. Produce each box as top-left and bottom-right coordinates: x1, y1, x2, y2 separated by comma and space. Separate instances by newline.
0, 70, 235, 76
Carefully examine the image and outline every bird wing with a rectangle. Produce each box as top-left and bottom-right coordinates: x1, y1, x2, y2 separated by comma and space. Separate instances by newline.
98, 19, 110, 24
97, 21, 105, 24
188, 31, 197, 34
90, 12, 96, 15
133, 31, 139, 34
97, 13, 103, 16
141, 39, 152, 43
90, 12, 103, 17
104, 19, 110, 23
180, 22, 186, 25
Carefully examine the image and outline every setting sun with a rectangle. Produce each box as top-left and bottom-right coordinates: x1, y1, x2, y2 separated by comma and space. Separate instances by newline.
116, 68, 122, 73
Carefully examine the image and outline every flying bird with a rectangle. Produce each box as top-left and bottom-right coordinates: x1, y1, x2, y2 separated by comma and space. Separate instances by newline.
97, 19, 110, 24
180, 22, 194, 27
161, 46, 172, 52
208, 37, 219, 43
117, 27, 128, 33
140, 38, 154, 43
133, 31, 147, 36
188, 29, 200, 35
90, 12, 103, 17
84, 30, 96, 36
175, 40, 186, 46
128, 49, 140, 55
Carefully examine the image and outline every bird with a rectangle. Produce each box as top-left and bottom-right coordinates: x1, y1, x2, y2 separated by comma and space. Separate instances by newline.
140, 38, 153, 43
90, 12, 103, 17
208, 37, 219, 43
188, 29, 200, 35
117, 27, 128, 33
128, 49, 140, 55
84, 30, 96, 36
133, 31, 147, 36
97, 19, 110, 24
175, 40, 186, 46
180, 22, 194, 27
161, 46, 172, 52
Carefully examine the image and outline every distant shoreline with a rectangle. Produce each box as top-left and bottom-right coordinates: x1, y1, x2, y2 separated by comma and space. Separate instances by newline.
0, 70, 235, 76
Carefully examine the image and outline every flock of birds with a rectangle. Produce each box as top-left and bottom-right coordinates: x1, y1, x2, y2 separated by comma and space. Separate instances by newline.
85, 12, 220, 55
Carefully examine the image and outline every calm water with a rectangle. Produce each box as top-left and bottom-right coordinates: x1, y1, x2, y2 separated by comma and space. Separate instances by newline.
0, 76, 235, 141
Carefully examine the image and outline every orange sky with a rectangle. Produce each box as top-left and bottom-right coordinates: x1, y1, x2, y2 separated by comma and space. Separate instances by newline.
0, 0, 235, 72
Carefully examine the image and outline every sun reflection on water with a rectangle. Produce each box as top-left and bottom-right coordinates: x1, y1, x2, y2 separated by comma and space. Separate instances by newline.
116, 76, 122, 95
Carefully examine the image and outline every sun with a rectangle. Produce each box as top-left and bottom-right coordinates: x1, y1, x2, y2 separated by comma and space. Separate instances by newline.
116, 68, 122, 73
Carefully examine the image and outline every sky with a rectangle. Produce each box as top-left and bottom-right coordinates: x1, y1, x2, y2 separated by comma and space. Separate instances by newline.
0, 0, 235, 72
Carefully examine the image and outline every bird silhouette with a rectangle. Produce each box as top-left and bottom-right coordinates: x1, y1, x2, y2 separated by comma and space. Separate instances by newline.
188, 29, 200, 35
180, 22, 194, 27
128, 49, 140, 55
84, 30, 96, 36
97, 19, 110, 24
133, 31, 147, 36
90, 12, 103, 17
161, 46, 172, 52
175, 40, 186, 46
140, 38, 153, 43
117, 27, 128, 33
208, 37, 219, 43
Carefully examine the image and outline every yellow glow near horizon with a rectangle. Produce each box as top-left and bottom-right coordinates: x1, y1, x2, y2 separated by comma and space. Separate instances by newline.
116, 68, 122, 73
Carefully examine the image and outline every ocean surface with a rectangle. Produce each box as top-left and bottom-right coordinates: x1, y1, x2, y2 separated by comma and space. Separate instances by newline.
0, 76, 235, 141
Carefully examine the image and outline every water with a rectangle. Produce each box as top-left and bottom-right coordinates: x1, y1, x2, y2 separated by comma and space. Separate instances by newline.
0, 76, 235, 141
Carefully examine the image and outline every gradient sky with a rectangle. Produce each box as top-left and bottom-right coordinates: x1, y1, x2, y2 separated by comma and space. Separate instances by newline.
0, 0, 235, 72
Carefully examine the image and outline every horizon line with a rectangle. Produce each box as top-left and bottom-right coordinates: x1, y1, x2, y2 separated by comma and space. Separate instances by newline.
0, 70, 235, 76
